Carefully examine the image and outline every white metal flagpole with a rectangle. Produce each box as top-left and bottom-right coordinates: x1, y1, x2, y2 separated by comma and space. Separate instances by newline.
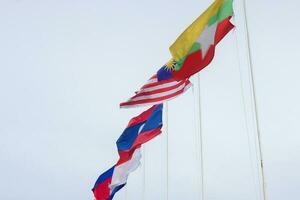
142, 147, 146, 200
162, 102, 169, 200
193, 74, 205, 200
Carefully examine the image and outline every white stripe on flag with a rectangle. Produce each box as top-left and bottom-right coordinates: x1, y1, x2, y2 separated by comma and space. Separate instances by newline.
145, 78, 157, 85
120, 82, 192, 108
110, 148, 142, 190
131, 81, 187, 101
139, 81, 179, 93
120, 75, 192, 108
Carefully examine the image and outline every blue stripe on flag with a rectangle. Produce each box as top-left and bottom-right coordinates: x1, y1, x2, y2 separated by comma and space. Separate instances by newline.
141, 104, 163, 132
109, 184, 126, 200
116, 122, 145, 151
93, 166, 115, 189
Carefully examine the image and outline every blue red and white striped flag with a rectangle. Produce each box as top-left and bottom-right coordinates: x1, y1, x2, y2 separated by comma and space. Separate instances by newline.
92, 104, 163, 200
91, 166, 125, 200
120, 65, 191, 108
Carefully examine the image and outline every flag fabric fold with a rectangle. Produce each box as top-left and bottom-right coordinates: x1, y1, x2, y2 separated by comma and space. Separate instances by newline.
92, 104, 163, 200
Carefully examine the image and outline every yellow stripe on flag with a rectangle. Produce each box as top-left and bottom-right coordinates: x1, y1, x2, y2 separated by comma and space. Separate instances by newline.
169, 0, 224, 61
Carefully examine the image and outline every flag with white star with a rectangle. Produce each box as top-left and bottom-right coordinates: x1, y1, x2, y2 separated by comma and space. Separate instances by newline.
169, 0, 235, 80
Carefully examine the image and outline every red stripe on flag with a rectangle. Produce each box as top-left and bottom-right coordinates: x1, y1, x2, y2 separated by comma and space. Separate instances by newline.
141, 78, 174, 89
172, 17, 234, 80
133, 80, 186, 98
215, 17, 234, 44
126, 105, 157, 127
120, 81, 191, 107
117, 148, 139, 165
172, 46, 215, 80
116, 128, 161, 165
92, 177, 112, 200
132, 128, 162, 149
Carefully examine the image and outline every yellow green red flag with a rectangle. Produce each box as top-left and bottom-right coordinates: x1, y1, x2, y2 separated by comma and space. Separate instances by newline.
168, 0, 234, 80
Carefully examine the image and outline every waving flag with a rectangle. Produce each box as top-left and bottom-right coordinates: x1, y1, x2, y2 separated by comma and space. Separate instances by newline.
92, 166, 125, 200
120, 65, 191, 108
92, 104, 163, 200
169, 0, 234, 80
93, 1, 235, 199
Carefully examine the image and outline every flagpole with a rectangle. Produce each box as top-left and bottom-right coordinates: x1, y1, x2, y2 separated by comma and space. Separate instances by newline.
162, 102, 169, 200
194, 74, 205, 200
142, 147, 146, 200
240, 0, 267, 199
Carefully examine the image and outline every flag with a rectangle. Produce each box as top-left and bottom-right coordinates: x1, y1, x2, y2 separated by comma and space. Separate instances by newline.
92, 104, 163, 200
120, 65, 191, 108
168, 0, 234, 80
92, 166, 125, 200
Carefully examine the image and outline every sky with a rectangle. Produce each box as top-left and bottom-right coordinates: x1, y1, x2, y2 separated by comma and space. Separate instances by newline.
0, 0, 300, 200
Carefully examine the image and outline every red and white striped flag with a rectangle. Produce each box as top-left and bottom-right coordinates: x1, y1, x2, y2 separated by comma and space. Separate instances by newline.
120, 66, 192, 108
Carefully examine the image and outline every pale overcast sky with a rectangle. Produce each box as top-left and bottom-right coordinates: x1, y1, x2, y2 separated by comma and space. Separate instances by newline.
0, 0, 299, 200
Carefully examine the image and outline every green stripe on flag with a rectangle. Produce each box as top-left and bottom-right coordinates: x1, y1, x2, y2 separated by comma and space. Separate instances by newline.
174, 0, 233, 71
208, 0, 233, 26
175, 43, 201, 71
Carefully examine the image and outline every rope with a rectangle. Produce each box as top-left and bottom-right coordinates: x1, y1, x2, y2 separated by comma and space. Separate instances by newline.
232, 23, 260, 200
239, 0, 267, 199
